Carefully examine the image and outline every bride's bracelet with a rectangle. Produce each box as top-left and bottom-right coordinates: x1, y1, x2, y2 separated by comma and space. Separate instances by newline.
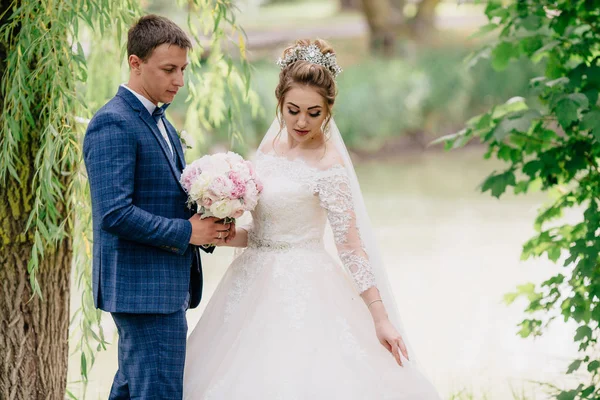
367, 299, 383, 309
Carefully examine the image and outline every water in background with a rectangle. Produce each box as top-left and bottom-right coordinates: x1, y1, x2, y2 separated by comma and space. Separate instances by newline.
69, 148, 579, 399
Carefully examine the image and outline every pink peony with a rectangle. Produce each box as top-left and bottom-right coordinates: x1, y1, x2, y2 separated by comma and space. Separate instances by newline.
180, 165, 201, 192
207, 176, 235, 199
228, 171, 247, 198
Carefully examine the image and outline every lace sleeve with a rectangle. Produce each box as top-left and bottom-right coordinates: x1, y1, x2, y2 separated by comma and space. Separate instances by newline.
314, 167, 376, 293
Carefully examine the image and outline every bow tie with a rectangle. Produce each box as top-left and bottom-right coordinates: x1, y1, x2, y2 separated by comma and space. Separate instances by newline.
152, 103, 170, 123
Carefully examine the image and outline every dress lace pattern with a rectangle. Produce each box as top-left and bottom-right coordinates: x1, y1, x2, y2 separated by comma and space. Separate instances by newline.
222, 151, 376, 323
248, 151, 377, 293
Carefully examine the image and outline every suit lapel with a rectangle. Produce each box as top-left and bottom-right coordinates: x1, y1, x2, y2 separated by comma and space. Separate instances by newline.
137, 111, 187, 191
164, 119, 186, 169
116, 86, 186, 192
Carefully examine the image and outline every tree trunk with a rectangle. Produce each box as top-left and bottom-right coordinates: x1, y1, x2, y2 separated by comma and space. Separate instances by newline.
360, 0, 396, 56
412, 0, 441, 36
0, 1, 72, 398
0, 237, 71, 400
339, 0, 360, 11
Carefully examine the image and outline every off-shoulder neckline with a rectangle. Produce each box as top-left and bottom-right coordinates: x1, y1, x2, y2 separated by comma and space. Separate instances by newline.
256, 149, 346, 174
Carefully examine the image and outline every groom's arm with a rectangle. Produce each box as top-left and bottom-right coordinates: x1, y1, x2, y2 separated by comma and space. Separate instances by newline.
83, 111, 191, 255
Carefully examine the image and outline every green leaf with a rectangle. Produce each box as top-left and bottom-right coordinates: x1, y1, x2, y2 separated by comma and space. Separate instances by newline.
574, 326, 593, 342
555, 98, 579, 129
553, 9, 574, 36
531, 40, 561, 63
581, 110, 600, 141
520, 15, 542, 31
530, 76, 547, 86
567, 93, 589, 109
497, 145, 513, 161
545, 77, 569, 88
517, 319, 542, 338
557, 391, 576, 400
567, 359, 582, 374
547, 247, 561, 262
213, 5, 223, 33
580, 385, 595, 398
587, 360, 600, 372
80, 352, 87, 380
492, 41, 518, 71
486, 3, 510, 20
513, 180, 531, 195
504, 292, 519, 305
430, 128, 469, 147
466, 112, 493, 130
493, 97, 528, 118
493, 110, 540, 141
481, 170, 516, 198
523, 160, 543, 178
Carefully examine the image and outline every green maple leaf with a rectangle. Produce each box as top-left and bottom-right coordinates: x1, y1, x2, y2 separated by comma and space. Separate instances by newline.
581, 110, 600, 141
556, 98, 579, 129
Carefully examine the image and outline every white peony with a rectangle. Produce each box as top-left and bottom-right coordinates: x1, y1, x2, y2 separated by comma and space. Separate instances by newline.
232, 161, 252, 182
209, 199, 236, 219
206, 153, 232, 176
225, 151, 244, 166
189, 173, 211, 201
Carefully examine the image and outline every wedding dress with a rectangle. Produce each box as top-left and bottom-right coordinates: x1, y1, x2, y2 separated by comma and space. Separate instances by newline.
183, 120, 441, 400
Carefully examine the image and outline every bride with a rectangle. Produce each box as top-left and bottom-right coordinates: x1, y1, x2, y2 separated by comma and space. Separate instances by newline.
183, 39, 441, 399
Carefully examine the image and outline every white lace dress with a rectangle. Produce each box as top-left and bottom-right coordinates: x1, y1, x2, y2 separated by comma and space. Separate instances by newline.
183, 151, 440, 400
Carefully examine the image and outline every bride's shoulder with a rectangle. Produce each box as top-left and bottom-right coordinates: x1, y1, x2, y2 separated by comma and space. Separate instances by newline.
316, 145, 344, 169
314, 147, 348, 178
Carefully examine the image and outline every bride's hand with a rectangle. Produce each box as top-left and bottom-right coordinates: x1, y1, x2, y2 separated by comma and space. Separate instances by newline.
223, 219, 236, 244
375, 318, 409, 367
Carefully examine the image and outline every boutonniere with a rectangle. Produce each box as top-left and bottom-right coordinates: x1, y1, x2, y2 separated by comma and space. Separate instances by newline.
177, 129, 194, 152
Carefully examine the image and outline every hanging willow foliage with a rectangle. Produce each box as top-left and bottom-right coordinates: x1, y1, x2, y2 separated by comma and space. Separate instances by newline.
0, 1, 253, 398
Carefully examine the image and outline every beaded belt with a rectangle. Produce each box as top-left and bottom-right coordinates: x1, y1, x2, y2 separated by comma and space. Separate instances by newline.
247, 236, 322, 251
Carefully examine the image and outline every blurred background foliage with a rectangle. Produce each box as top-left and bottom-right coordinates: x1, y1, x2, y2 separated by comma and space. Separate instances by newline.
84, 0, 542, 159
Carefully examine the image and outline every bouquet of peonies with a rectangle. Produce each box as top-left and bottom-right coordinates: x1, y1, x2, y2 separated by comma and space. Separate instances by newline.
180, 152, 263, 221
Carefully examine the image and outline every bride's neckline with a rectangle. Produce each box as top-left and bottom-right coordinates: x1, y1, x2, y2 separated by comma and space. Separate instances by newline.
256, 149, 344, 173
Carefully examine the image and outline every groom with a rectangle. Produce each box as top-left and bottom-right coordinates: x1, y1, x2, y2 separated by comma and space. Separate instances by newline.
83, 15, 233, 399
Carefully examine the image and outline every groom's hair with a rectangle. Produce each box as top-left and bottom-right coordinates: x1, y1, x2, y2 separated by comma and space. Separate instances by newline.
127, 14, 192, 61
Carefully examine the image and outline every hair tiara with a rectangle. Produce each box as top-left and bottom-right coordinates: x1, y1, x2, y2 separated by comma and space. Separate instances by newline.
276, 44, 342, 79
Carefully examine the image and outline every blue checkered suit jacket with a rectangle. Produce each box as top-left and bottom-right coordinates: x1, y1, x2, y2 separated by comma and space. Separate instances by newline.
83, 86, 211, 314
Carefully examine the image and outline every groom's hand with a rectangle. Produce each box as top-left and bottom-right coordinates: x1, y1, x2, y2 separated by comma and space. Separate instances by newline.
188, 214, 231, 246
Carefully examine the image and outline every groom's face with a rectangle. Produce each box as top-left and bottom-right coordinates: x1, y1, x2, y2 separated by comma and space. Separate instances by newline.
129, 43, 189, 105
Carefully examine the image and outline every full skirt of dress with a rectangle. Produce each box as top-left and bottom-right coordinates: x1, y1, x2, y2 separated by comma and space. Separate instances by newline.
183, 244, 441, 400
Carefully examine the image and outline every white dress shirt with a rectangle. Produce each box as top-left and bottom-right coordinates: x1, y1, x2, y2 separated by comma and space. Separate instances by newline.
121, 84, 174, 156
